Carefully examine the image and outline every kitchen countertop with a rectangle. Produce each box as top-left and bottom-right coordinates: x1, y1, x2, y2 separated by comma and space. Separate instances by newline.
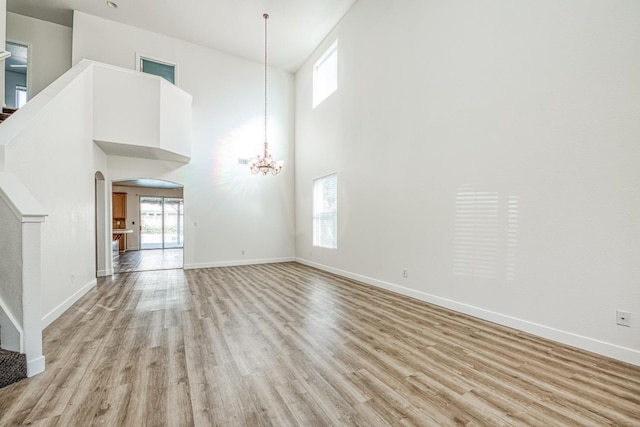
112, 229, 133, 234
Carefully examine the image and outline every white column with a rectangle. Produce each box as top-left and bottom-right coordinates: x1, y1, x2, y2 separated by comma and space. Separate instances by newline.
0, 172, 48, 377
22, 216, 45, 376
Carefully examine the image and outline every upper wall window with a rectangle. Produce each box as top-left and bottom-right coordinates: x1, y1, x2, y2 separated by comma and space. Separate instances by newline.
313, 41, 338, 108
137, 54, 177, 84
313, 174, 338, 249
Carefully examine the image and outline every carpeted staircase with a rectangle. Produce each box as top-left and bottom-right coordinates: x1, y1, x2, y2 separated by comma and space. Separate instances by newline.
0, 327, 27, 389
0, 106, 18, 124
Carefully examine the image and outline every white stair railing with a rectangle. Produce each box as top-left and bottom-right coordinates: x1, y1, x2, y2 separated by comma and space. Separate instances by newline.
0, 172, 47, 376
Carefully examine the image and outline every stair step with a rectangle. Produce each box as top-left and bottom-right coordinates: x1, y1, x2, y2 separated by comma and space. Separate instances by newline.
2, 106, 18, 114
0, 349, 27, 389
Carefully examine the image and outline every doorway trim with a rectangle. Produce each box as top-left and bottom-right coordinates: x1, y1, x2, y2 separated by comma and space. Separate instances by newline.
107, 178, 185, 275
95, 171, 112, 277
139, 195, 184, 250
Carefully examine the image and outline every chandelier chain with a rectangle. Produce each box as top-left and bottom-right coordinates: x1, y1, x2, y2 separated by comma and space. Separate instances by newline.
264, 13, 268, 147
248, 12, 283, 176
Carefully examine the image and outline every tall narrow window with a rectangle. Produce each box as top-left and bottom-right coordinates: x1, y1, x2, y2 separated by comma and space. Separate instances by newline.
137, 54, 177, 84
313, 41, 338, 108
313, 174, 338, 249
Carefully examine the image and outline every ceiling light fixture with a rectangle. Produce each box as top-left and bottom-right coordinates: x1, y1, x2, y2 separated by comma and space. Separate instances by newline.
249, 13, 283, 176
106, 1, 118, 9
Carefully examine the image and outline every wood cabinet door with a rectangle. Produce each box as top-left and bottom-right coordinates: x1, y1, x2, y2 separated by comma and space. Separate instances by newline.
112, 193, 127, 219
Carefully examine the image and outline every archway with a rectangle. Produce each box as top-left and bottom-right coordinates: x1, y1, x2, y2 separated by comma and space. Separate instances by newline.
111, 178, 184, 273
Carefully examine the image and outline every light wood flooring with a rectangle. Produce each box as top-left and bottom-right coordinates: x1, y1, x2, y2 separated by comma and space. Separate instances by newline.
0, 262, 638, 426
114, 248, 183, 273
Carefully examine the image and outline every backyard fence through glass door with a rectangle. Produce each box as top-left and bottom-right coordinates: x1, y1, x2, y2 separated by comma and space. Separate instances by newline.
140, 197, 184, 249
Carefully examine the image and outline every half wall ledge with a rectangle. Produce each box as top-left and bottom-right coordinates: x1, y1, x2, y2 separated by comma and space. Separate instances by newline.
94, 140, 190, 163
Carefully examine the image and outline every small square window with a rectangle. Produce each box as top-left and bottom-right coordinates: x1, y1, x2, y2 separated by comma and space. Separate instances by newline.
313, 41, 338, 108
137, 54, 177, 84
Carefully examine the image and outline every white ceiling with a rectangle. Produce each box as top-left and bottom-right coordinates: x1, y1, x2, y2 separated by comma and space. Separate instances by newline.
7, 0, 357, 72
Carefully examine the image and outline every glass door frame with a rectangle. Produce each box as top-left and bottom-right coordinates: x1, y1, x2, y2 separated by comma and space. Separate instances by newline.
139, 196, 184, 250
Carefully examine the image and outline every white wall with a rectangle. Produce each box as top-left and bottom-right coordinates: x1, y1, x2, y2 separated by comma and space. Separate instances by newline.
93, 66, 160, 149
92, 63, 192, 162
112, 185, 184, 251
295, 0, 640, 364
6, 12, 72, 100
4, 64, 107, 326
73, 12, 295, 268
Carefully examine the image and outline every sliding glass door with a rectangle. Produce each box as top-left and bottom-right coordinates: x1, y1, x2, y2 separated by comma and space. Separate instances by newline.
163, 198, 183, 248
140, 196, 183, 249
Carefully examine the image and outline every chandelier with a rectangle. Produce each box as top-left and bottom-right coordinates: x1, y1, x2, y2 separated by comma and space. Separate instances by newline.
249, 13, 284, 176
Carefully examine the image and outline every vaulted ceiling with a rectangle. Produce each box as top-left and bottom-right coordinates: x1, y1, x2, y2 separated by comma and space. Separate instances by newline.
7, 0, 357, 72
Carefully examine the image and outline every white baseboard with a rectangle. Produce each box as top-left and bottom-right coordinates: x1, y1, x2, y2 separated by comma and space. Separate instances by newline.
184, 257, 295, 270
27, 355, 45, 377
96, 269, 113, 277
42, 278, 97, 329
296, 258, 640, 367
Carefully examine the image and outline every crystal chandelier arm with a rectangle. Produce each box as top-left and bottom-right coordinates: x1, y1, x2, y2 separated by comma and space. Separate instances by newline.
264, 13, 269, 154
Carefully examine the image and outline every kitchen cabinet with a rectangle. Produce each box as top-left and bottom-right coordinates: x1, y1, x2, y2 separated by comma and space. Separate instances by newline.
112, 192, 127, 219
112, 192, 127, 251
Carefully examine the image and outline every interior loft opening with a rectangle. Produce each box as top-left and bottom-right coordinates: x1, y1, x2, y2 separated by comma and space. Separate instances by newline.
5, 41, 29, 108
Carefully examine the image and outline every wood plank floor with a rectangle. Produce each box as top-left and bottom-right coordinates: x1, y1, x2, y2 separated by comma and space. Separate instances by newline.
1, 262, 638, 426
114, 248, 183, 274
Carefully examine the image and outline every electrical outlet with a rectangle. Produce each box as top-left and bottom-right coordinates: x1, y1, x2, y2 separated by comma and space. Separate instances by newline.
616, 310, 631, 327
402, 268, 408, 278
241, 249, 246, 255
309, 251, 312, 257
